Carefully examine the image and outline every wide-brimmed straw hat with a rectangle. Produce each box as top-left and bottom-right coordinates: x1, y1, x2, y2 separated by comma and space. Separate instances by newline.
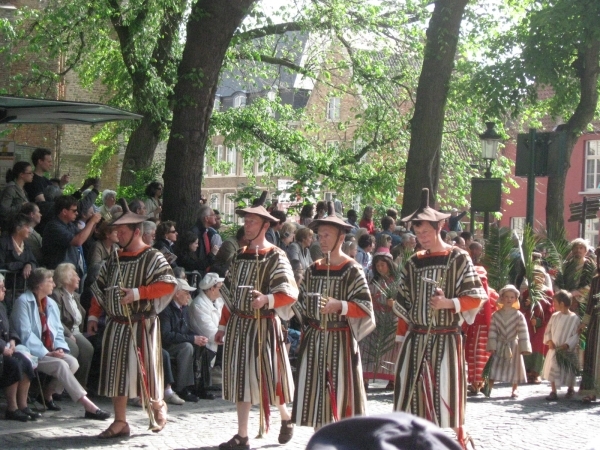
235, 191, 280, 224
401, 188, 450, 223
110, 198, 147, 225
308, 201, 354, 232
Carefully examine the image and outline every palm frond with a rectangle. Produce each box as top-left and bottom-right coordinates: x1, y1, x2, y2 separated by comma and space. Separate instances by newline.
482, 226, 515, 292
555, 348, 580, 376
521, 224, 543, 308
481, 354, 495, 397
540, 225, 570, 275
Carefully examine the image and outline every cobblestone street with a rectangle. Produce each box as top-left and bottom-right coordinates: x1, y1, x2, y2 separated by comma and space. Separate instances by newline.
1, 379, 600, 449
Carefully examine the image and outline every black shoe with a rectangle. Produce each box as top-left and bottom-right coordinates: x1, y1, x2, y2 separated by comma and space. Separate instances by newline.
21, 407, 42, 420
84, 409, 111, 421
37, 395, 61, 411
5, 409, 30, 422
197, 390, 215, 400
177, 389, 199, 402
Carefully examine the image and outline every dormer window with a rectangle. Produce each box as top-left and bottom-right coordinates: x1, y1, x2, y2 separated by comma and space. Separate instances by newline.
233, 94, 247, 108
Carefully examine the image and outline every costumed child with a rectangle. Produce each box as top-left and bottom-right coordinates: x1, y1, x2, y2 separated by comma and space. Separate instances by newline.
542, 290, 581, 401
486, 284, 532, 398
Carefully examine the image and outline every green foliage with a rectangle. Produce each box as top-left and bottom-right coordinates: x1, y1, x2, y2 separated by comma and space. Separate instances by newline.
540, 225, 570, 275
116, 163, 163, 201
482, 226, 515, 292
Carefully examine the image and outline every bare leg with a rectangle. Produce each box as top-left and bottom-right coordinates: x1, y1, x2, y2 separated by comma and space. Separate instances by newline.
236, 401, 252, 438
511, 383, 518, 396
16, 378, 30, 410
5, 382, 18, 411
77, 395, 103, 413
550, 381, 557, 394
276, 402, 291, 421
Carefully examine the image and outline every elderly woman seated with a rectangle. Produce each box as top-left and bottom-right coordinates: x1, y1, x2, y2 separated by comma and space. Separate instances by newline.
10, 268, 110, 420
0, 273, 40, 422
52, 263, 94, 390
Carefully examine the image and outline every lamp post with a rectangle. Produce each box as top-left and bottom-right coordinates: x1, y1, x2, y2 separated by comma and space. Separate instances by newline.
478, 122, 502, 237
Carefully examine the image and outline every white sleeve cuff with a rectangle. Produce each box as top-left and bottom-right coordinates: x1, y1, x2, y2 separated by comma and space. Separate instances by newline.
395, 335, 405, 343
452, 297, 461, 312
340, 301, 349, 315
267, 294, 275, 309
88, 316, 98, 322
133, 288, 140, 301
218, 325, 226, 332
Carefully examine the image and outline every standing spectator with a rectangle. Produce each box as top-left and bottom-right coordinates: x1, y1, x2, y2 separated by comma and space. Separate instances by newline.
128, 199, 147, 217
452, 236, 466, 250
287, 227, 314, 270
314, 201, 327, 219
144, 181, 163, 220
448, 208, 467, 232
0, 161, 33, 218
345, 209, 359, 232
141, 220, 157, 246
0, 214, 37, 290
99, 190, 116, 220
159, 278, 212, 401
266, 210, 286, 247
191, 205, 220, 272
355, 234, 375, 272
279, 222, 296, 254
212, 227, 247, 277
460, 231, 473, 248
359, 206, 376, 235
377, 216, 401, 247
52, 263, 94, 390
42, 196, 101, 275
342, 240, 357, 258
11, 268, 109, 420
87, 222, 119, 284
0, 273, 40, 422
24, 148, 69, 202
298, 203, 315, 227
386, 208, 398, 222
21, 203, 43, 264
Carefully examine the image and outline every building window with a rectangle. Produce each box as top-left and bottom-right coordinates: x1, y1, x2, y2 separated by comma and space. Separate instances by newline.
223, 193, 235, 223
226, 146, 236, 175
585, 140, 600, 190
210, 193, 220, 211
510, 217, 526, 239
213, 97, 221, 113
326, 97, 341, 122
585, 218, 600, 248
233, 94, 247, 108
210, 145, 224, 176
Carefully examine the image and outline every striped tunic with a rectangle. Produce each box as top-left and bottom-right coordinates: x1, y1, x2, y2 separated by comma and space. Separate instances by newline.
91, 247, 176, 399
486, 307, 531, 384
542, 311, 580, 387
292, 259, 375, 428
392, 248, 486, 428
581, 276, 600, 393
221, 246, 298, 405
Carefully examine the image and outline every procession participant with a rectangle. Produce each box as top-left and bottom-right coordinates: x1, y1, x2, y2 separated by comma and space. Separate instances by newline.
215, 198, 298, 450
91, 200, 177, 438
392, 189, 487, 449
292, 202, 375, 430
579, 247, 600, 402
555, 238, 596, 317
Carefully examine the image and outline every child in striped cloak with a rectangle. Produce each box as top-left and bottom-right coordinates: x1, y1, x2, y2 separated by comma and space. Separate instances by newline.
486, 284, 532, 398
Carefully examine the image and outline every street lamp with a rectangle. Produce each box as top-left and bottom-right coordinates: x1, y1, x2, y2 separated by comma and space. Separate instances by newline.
478, 121, 502, 237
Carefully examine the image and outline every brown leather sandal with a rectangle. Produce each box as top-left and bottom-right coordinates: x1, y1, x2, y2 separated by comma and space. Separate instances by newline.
219, 434, 249, 450
279, 419, 294, 444
582, 395, 597, 404
98, 420, 131, 439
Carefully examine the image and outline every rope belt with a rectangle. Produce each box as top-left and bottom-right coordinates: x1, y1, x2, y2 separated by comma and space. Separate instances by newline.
308, 318, 349, 331
409, 325, 461, 335
233, 309, 275, 320
110, 311, 157, 324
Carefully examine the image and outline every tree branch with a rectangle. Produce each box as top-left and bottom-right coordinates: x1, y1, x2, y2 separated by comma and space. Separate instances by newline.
234, 21, 305, 41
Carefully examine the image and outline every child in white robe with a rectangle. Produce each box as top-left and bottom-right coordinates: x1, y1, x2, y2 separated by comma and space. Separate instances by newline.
542, 290, 581, 400
486, 284, 532, 398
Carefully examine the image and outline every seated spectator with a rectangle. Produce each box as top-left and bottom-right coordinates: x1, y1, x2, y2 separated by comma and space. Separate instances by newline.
174, 231, 203, 273
211, 209, 223, 247
460, 231, 473, 248
41, 195, 101, 275
342, 240, 357, 258
279, 222, 296, 254
10, 268, 110, 420
375, 232, 392, 250
0, 273, 40, 422
24, 147, 69, 202
154, 220, 178, 265
52, 263, 93, 390
20, 203, 43, 263
266, 210, 286, 247
0, 161, 33, 219
99, 190, 116, 220
188, 273, 224, 387
287, 226, 314, 270
0, 214, 37, 290
142, 220, 157, 246
211, 226, 247, 277
128, 198, 147, 217
87, 221, 119, 284
159, 278, 212, 401
191, 205, 220, 272
299, 203, 314, 226
144, 181, 163, 220
356, 233, 375, 272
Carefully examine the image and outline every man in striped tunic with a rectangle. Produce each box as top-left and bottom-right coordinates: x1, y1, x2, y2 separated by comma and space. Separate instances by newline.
215, 199, 298, 450
292, 204, 375, 430
393, 189, 487, 448
91, 203, 177, 438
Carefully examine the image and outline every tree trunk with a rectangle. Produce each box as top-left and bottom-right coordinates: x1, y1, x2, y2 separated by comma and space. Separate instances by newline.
400, 0, 468, 218
546, 39, 600, 240
119, 114, 162, 186
162, 0, 257, 231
